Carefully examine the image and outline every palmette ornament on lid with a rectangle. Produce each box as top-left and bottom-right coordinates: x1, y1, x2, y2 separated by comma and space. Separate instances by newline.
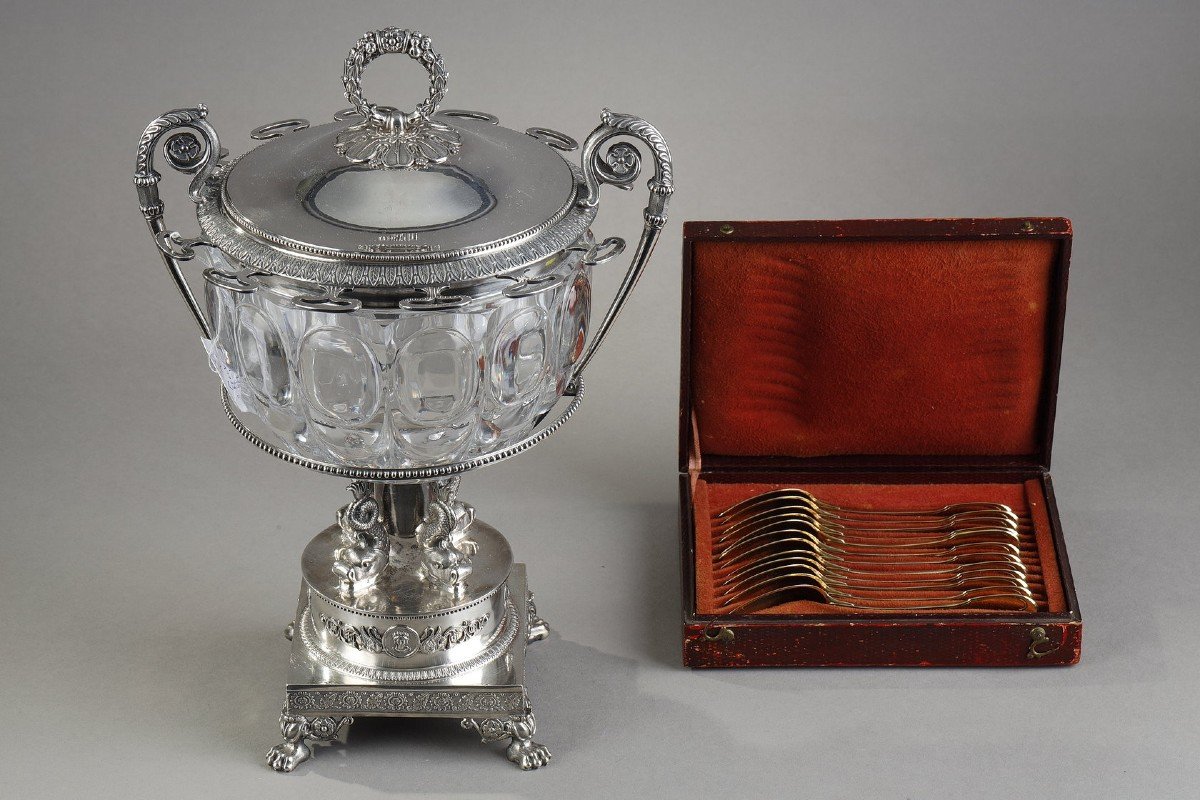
132, 26, 672, 772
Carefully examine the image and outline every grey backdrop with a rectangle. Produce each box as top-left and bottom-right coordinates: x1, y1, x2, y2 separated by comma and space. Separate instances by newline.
2, 1, 1197, 797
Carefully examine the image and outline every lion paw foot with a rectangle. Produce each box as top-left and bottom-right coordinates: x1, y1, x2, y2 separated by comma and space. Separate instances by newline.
507, 740, 552, 770
266, 741, 311, 772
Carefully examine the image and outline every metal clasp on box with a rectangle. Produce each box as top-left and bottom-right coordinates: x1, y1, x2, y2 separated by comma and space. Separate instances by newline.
1027, 626, 1061, 659
703, 624, 735, 644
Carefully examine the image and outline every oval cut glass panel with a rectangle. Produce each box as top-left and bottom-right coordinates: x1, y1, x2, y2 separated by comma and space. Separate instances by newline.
560, 272, 591, 367
393, 328, 478, 425
299, 328, 382, 425
235, 305, 290, 405
489, 307, 549, 405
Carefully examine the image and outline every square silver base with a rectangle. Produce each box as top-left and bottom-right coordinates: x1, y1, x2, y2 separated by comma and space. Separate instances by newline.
267, 563, 552, 771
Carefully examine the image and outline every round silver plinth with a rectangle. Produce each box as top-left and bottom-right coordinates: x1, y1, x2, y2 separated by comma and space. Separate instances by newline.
302, 520, 513, 672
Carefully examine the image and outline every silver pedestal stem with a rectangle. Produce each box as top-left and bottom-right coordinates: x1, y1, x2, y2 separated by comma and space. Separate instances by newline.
376, 483, 427, 539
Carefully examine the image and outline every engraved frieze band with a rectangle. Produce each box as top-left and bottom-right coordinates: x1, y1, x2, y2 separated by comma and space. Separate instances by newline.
287, 687, 525, 716
318, 611, 491, 658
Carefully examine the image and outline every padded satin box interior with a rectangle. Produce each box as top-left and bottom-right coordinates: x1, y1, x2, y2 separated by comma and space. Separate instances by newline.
679, 219, 1082, 667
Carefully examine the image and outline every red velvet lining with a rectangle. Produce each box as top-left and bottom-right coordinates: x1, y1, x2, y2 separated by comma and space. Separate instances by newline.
690, 239, 1059, 458
694, 478, 1065, 616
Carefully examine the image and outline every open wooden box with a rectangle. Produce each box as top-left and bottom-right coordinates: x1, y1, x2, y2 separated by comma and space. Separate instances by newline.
679, 219, 1082, 667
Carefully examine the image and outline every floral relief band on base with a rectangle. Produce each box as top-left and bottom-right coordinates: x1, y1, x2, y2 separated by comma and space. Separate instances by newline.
317, 611, 491, 656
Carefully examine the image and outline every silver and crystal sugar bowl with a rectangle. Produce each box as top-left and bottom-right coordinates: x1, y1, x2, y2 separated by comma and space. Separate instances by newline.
132, 27, 671, 772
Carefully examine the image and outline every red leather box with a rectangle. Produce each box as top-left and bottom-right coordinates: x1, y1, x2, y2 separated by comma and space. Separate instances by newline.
679, 218, 1081, 667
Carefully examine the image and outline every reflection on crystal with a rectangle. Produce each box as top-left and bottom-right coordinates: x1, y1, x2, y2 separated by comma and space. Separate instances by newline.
263, 405, 306, 447
236, 305, 291, 406
477, 418, 502, 446
299, 328, 381, 424
291, 417, 320, 455
391, 417, 474, 464
489, 307, 548, 405
561, 272, 591, 365
393, 328, 478, 424
205, 282, 239, 374
311, 419, 385, 464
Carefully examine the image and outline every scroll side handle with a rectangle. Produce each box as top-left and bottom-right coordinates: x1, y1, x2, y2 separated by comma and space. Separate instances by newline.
133, 105, 223, 338
566, 109, 674, 395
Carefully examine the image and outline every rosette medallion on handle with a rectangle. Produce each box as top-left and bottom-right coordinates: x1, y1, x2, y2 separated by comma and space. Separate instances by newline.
133, 106, 223, 337
566, 109, 674, 394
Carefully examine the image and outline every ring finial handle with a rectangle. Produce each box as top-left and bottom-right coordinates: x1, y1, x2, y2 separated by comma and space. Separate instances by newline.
336, 28, 462, 169
341, 28, 448, 127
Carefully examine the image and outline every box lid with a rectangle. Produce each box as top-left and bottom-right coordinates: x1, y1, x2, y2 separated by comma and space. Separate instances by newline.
680, 218, 1071, 473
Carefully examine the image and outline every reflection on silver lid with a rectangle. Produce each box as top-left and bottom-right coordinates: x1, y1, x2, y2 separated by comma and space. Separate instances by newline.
306, 165, 495, 232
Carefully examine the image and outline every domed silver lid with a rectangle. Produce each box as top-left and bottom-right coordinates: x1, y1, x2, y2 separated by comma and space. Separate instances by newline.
196, 28, 596, 288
